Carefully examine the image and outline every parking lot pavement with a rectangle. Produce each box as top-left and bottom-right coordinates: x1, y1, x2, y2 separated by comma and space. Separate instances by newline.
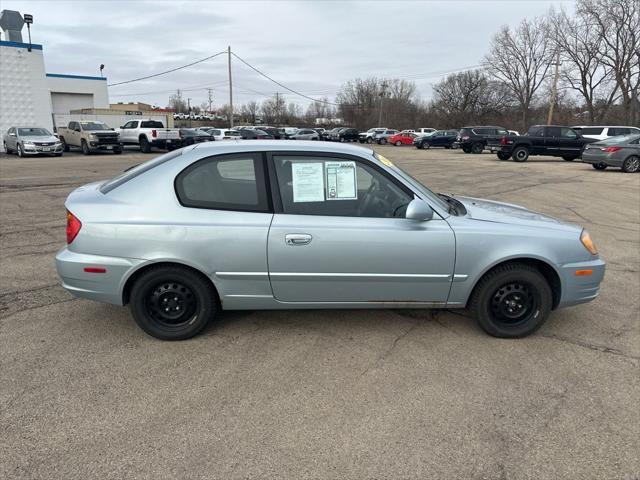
1, 146, 638, 479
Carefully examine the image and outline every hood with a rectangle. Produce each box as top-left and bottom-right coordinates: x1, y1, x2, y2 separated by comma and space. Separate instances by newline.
88, 130, 117, 135
21, 135, 59, 143
453, 195, 580, 232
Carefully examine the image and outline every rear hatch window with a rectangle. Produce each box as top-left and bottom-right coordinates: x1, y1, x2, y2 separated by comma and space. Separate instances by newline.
100, 149, 183, 194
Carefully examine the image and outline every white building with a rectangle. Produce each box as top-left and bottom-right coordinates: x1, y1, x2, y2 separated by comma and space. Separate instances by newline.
0, 38, 110, 151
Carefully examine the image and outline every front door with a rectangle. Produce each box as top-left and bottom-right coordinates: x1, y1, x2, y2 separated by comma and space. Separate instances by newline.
267, 153, 456, 304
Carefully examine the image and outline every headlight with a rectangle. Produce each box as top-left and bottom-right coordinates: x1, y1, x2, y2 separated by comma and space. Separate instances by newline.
23, 141, 34, 146
89, 134, 97, 140
580, 229, 598, 255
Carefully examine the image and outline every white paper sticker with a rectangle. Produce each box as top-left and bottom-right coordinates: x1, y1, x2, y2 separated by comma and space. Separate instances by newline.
292, 162, 325, 202
325, 161, 357, 200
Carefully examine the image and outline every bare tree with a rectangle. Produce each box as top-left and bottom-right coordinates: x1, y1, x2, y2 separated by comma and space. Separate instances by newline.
485, 17, 555, 130
168, 90, 187, 114
240, 101, 260, 124
549, 6, 619, 123
577, 0, 640, 125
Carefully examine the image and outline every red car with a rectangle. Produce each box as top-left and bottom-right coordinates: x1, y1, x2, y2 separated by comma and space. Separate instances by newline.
389, 131, 417, 146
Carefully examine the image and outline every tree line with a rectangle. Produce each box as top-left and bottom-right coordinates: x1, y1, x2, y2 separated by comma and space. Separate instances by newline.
169, 0, 638, 131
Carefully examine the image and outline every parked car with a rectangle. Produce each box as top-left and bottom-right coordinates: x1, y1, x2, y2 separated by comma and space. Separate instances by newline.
582, 134, 640, 173
335, 128, 360, 142
456, 126, 510, 153
3, 126, 64, 157
313, 128, 326, 135
572, 126, 640, 141
288, 128, 320, 140
414, 130, 458, 149
358, 127, 387, 144
389, 131, 418, 146
178, 129, 214, 146
241, 129, 274, 140
415, 128, 436, 137
200, 128, 242, 141
260, 127, 286, 139
496, 125, 598, 162
56, 141, 605, 341
322, 127, 343, 141
118, 119, 181, 153
375, 129, 400, 144
57, 121, 122, 155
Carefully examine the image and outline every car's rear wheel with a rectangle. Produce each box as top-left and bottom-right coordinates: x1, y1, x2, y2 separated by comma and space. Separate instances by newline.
140, 136, 151, 153
130, 266, 217, 340
470, 262, 552, 338
497, 152, 511, 161
113, 147, 123, 155
394, 140, 401, 146
379, 138, 387, 145
462, 145, 471, 153
592, 163, 607, 170
471, 142, 483, 154
512, 146, 529, 162
60, 137, 70, 152
622, 155, 640, 173
562, 155, 578, 161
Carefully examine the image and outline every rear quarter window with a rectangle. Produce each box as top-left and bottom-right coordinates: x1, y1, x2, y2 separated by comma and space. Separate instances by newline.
100, 149, 183, 194
141, 121, 165, 128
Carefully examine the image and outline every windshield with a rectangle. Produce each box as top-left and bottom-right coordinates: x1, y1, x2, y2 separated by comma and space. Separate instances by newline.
18, 128, 51, 136
81, 122, 109, 131
597, 134, 640, 145
373, 152, 449, 213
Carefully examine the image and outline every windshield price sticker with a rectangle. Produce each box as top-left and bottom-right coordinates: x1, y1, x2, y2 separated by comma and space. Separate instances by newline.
325, 161, 357, 200
292, 162, 325, 202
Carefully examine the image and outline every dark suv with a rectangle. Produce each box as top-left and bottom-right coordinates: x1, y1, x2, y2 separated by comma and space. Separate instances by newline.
336, 128, 360, 142
456, 126, 509, 153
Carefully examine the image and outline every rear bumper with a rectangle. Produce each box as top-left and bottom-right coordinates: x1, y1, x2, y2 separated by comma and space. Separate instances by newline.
557, 258, 606, 308
55, 247, 144, 305
582, 152, 620, 167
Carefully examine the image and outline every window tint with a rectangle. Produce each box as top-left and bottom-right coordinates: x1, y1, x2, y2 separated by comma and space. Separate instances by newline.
561, 127, 578, 139
527, 126, 544, 136
141, 120, 165, 128
579, 127, 604, 135
496, 128, 508, 135
608, 127, 632, 136
175, 153, 269, 212
273, 156, 413, 218
546, 127, 561, 137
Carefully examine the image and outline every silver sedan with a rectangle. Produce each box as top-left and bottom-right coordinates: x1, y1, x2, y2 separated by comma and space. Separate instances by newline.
288, 128, 319, 140
3, 126, 64, 157
56, 141, 605, 340
582, 134, 640, 173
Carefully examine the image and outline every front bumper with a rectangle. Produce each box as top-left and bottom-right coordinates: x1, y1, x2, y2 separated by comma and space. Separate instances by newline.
557, 258, 606, 308
56, 247, 145, 305
22, 144, 64, 155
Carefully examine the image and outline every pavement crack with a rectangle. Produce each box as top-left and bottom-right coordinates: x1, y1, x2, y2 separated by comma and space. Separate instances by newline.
540, 333, 640, 361
359, 322, 419, 378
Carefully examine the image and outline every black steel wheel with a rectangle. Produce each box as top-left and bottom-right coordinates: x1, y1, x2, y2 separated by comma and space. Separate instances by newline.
130, 266, 217, 340
469, 262, 552, 338
497, 152, 511, 161
592, 163, 607, 171
471, 142, 483, 154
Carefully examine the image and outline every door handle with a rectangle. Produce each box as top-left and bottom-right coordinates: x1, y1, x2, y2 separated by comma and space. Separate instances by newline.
285, 233, 312, 246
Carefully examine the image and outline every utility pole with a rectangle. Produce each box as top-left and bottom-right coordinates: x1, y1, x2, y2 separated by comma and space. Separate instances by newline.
378, 80, 388, 127
207, 88, 214, 116
187, 98, 192, 127
275, 92, 280, 126
228, 46, 234, 128
547, 51, 561, 125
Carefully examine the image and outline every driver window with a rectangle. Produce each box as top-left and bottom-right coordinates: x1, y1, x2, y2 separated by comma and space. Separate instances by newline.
561, 127, 577, 139
273, 156, 413, 218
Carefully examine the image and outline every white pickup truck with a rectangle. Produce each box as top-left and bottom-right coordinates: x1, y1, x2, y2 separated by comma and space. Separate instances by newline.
117, 119, 181, 152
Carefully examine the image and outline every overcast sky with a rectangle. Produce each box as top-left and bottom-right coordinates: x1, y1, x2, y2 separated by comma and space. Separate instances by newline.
4, 0, 574, 110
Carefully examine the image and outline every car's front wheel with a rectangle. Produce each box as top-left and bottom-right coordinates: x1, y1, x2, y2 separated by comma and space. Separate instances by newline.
17, 144, 24, 157
3, 141, 10, 154
622, 155, 640, 173
81, 139, 91, 155
471, 142, 483, 154
512, 146, 529, 162
129, 266, 218, 340
469, 262, 552, 338
497, 152, 511, 161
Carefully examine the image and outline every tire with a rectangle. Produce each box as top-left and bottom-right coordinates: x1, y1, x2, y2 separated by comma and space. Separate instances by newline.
562, 156, 577, 161
140, 136, 151, 153
423, 142, 431, 150
17, 144, 24, 157
497, 152, 511, 161
379, 138, 387, 145
81, 139, 90, 155
60, 137, 70, 152
622, 155, 640, 173
3, 141, 10, 154
471, 142, 483, 154
129, 266, 218, 341
469, 262, 552, 338
113, 147, 123, 155
366, 137, 373, 144
512, 146, 529, 162
395, 140, 402, 146
462, 146, 472, 153
591, 163, 607, 171
55, 153, 62, 157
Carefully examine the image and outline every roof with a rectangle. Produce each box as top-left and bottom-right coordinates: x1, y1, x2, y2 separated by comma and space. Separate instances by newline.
192, 139, 375, 157
0, 39, 42, 50
46, 73, 106, 81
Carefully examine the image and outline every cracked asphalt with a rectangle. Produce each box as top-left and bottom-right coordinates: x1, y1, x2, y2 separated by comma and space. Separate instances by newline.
1, 146, 638, 479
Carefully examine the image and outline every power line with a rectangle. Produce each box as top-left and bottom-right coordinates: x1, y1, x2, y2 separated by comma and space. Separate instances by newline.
107, 50, 227, 87
110, 81, 228, 97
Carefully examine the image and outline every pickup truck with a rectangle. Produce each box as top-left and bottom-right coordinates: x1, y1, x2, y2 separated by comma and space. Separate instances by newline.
495, 125, 598, 162
117, 119, 181, 153
57, 121, 122, 155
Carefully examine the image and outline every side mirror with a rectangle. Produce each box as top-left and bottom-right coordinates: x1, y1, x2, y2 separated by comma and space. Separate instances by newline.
405, 199, 434, 221
9, 132, 16, 136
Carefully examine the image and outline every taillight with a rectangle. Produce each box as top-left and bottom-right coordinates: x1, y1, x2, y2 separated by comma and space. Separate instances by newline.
151, 129, 157, 138
500, 136, 508, 145
66, 209, 82, 244
602, 146, 622, 152
462, 136, 469, 141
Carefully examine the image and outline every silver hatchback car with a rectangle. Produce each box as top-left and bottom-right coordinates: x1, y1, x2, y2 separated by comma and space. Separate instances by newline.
56, 141, 605, 340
